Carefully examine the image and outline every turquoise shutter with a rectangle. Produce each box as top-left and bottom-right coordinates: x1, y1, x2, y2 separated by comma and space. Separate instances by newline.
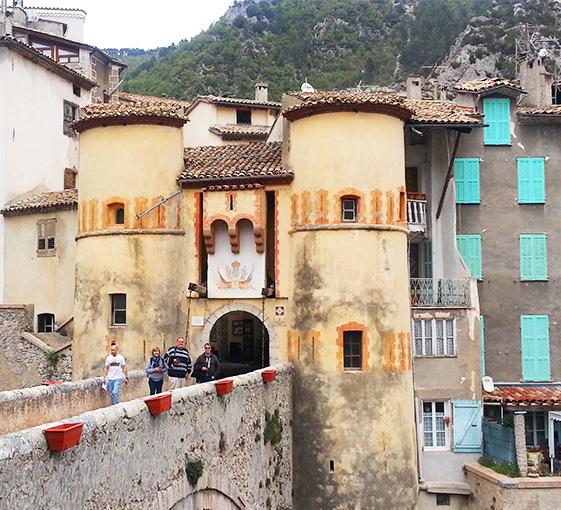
453, 400, 482, 452
457, 234, 482, 280
480, 316, 485, 377
520, 234, 547, 280
521, 315, 550, 381
455, 158, 480, 204
518, 158, 545, 203
483, 98, 511, 145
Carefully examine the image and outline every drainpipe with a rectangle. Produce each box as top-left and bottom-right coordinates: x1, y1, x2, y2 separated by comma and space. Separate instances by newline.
514, 411, 528, 476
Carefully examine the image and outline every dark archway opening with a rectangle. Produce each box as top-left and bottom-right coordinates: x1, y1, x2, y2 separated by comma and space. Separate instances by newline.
209, 311, 269, 378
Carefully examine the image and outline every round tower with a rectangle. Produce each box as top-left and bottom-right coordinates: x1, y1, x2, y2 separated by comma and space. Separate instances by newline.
284, 94, 418, 509
72, 103, 188, 379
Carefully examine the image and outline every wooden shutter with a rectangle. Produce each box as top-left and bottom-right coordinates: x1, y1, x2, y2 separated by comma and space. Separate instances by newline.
483, 98, 511, 145
518, 158, 545, 203
520, 234, 547, 281
453, 400, 482, 453
455, 158, 480, 204
456, 234, 482, 280
521, 315, 550, 381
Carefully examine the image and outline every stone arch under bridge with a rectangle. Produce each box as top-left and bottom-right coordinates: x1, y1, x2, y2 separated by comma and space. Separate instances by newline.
196, 303, 279, 365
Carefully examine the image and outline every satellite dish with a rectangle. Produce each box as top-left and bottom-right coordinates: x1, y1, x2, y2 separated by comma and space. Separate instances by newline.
482, 376, 495, 393
539, 48, 548, 58
301, 82, 315, 93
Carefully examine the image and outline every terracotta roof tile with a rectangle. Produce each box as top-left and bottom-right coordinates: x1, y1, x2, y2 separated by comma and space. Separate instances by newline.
453, 77, 525, 93
73, 101, 188, 132
1, 189, 77, 216
405, 99, 483, 125
199, 95, 281, 109
208, 124, 270, 140
179, 142, 290, 185
118, 92, 191, 108
484, 384, 561, 407
518, 105, 561, 115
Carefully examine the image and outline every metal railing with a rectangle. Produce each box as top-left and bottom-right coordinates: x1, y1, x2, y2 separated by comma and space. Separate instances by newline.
407, 199, 427, 232
410, 278, 471, 307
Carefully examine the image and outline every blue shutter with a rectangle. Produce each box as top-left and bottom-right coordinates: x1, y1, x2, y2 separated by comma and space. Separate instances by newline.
518, 158, 545, 203
483, 98, 511, 145
480, 316, 485, 377
457, 234, 482, 280
520, 234, 547, 281
521, 315, 550, 382
422, 240, 433, 278
453, 400, 482, 452
455, 158, 480, 204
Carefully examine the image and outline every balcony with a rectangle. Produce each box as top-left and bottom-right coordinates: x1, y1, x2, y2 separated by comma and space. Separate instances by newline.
407, 194, 427, 233
410, 278, 471, 307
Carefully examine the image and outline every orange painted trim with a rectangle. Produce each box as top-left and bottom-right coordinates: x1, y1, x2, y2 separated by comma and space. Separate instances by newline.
194, 192, 201, 268
383, 331, 412, 373
274, 190, 280, 296
336, 322, 370, 373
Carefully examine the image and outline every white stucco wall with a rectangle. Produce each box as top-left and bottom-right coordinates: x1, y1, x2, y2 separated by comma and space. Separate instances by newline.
25, 8, 86, 42
184, 102, 221, 147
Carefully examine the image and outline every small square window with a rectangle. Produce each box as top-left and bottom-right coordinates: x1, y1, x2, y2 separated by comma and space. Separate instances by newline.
343, 331, 362, 370
111, 293, 126, 326
236, 109, 251, 124
37, 219, 56, 257
63, 100, 79, 136
436, 493, 450, 506
73, 84, 81, 97
342, 198, 357, 222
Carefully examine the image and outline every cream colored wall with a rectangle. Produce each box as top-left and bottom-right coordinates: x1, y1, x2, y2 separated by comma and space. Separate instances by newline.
73, 123, 187, 379
286, 111, 418, 509
183, 102, 221, 148
4, 209, 77, 328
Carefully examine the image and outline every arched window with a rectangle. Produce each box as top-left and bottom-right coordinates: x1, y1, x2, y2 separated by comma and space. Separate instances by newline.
115, 207, 125, 225
341, 196, 358, 222
38, 313, 55, 333
107, 202, 125, 227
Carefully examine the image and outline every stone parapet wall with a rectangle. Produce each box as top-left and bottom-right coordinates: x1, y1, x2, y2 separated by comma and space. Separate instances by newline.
0, 364, 293, 510
0, 369, 149, 435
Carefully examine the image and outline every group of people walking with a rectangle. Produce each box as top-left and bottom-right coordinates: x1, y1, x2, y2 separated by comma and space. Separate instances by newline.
102, 337, 220, 405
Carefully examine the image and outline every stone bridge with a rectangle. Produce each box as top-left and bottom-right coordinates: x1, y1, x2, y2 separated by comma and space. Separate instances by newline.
0, 364, 292, 510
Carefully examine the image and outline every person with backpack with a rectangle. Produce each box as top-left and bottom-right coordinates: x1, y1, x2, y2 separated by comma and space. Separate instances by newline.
145, 346, 167, 395
164, 337, 192, 390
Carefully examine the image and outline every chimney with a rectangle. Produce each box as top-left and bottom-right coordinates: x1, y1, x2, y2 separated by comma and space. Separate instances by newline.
406, 76, 422, 100
518, 58, 552, 107
255, 82, 268, 102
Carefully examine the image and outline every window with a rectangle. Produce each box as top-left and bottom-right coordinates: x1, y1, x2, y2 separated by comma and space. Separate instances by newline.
423, 401, 447, 449
521, 315, 550, 381
63, 101, 78, 136
525, 411, 547, 448
236, 109, 251, 124
37, 219, 56, 257
115, 208, 125, 225
456, 234, 482, 280
73, 84, 81, 97
108, 202, 125, 226
111, 294, 126, 326
518, 158, 545, 203
343, 331, 362, 370
436, 494, 450, 506
37, 313, 55, 333
520, 234, 547, 281
413, 319, 455, 357
31, 40, 79, 63
341, 197, 357, 222
483, 97, 511, 145
454, 158, 480, 204
64, 168, 77, 189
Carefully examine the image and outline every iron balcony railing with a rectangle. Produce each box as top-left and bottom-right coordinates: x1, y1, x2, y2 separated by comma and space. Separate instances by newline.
410, 278, 471, 307
407, 199, 427, 232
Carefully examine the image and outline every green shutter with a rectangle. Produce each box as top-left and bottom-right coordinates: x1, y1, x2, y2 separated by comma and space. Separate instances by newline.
521, 315, 550, 381
455, 158, 481, 204
423, 240, 433, 278
518, 158, 545, 203
483, 98, 511, 145
453, 400, 482, 453
457, 234, 482, 280
520, 234, 547, 281
480, 316, 485, 377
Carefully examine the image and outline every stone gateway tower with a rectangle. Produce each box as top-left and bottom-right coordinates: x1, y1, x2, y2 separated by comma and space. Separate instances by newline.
283, 93, 419, 509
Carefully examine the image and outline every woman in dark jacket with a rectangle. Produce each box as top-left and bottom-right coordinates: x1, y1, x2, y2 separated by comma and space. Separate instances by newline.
192, 343, 220, 383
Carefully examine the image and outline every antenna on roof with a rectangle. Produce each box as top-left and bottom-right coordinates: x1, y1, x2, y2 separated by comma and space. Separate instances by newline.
301, 77, 315, 93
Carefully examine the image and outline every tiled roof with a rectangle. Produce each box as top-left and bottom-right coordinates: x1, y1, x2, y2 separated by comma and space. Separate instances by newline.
283, 91, 482, 126
1, 189, 77, 216
208, 124, 270, 140
484, 384, 561, 407
453, 78, 525, 94
0, 35, 96, 89
179, 142, 291, 185
73, 102, 188, 132
518, 105, 561, 116
25, 6, 87, 13
119, 92, 191, 108
198, 95, 281, 109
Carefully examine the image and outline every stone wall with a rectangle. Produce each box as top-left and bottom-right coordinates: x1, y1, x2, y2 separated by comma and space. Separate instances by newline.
0, 364, 293, 510
0, 370, 149, 435
465, 463, 561, 510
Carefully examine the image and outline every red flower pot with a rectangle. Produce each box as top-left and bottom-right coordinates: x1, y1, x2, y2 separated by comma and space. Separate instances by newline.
144, 393, 172, 415
43, 422, 84, 452
262, 369, 277, 383
215, 379, 233, 396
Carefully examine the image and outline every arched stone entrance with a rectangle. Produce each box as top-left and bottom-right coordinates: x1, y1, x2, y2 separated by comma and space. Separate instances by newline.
170, 488, 242, 510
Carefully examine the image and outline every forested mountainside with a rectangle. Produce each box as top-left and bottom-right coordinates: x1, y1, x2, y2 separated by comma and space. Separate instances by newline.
105, 0, 561, 101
